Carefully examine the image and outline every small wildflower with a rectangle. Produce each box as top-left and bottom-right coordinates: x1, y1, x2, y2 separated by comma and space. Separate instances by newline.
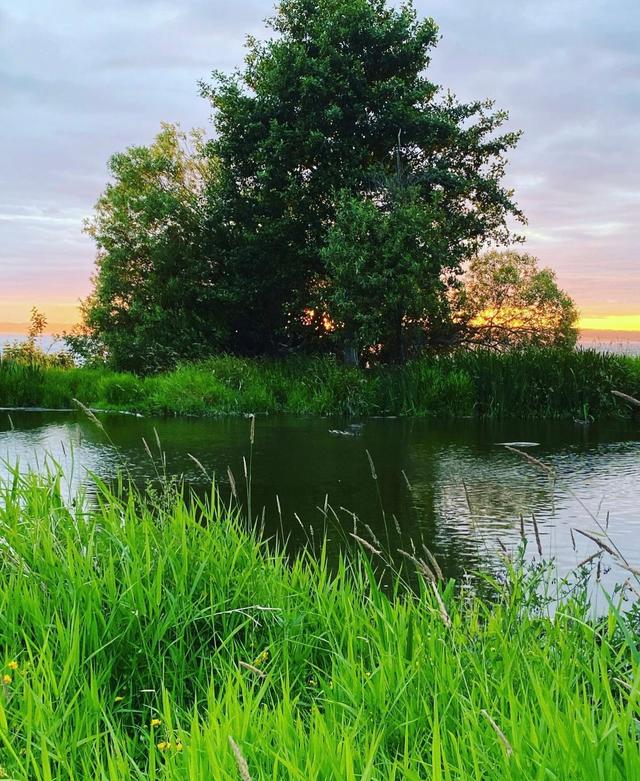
7, 661, 18, 671
307, 676, 317, 687
157, 741, 169, 751
2, 675, 11, 685
114, 696, 124, 703
175, 741, 184, 752
151, 718, 162, 727
253, 649, 270, 667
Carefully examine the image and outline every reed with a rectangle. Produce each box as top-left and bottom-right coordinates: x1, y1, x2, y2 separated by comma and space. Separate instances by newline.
0, 468, 638, 778
1, 348, 639, 419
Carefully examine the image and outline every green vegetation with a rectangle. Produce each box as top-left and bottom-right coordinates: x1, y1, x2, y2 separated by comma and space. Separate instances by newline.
1, 349, 639, 418
0, 470, 638, 779
75, 0, 533, 371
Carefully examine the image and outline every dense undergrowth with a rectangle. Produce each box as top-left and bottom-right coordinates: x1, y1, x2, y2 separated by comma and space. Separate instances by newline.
0, 471, 638, 779
1, 348, 639, 418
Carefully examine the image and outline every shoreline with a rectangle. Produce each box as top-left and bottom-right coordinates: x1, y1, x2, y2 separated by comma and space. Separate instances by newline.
1, 348, 639, 420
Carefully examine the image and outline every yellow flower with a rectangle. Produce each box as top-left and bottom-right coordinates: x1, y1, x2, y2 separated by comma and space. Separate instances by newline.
157, 741, 169, 751
2, 675, 11, 685
151, 718, 162, 727
253, 649, 270, 667
175, 741, 184, 752
114, 696, 124, 703
7, 661, 18, 671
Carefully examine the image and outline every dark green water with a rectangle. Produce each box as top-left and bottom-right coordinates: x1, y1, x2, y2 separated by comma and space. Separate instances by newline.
1, 411, 638, 584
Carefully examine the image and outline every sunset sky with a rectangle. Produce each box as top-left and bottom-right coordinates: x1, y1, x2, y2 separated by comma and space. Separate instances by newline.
1, 0, 638, 332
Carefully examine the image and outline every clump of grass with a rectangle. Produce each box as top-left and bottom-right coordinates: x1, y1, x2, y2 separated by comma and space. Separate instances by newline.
0, 469, 638, 778
1, 348, 640, 418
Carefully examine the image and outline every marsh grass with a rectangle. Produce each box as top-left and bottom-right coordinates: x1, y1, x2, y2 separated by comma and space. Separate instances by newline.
0, 462, 639, 779
2, 348, 639, 419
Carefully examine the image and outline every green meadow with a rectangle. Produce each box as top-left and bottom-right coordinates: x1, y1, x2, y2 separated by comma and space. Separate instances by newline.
0, 469, 638, 779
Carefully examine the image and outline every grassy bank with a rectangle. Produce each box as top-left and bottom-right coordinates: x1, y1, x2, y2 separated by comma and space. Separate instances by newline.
0, 472, 638, 778
1, 348, 640, 418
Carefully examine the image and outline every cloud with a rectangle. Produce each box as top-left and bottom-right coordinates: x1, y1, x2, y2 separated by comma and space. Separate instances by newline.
0, 0, 638, 323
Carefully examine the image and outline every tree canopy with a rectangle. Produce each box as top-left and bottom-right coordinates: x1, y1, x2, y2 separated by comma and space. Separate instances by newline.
201, 0, 523, 355
82, 124, 223, 372
76, 0, 576, 372
452, 250, 578, 350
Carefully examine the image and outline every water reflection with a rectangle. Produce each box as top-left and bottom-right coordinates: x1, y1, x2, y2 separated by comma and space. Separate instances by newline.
0, 411, 638, 586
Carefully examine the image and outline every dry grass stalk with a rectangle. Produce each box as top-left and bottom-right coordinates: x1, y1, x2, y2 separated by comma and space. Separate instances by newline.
397, 548, 435, 582
228, 736, 253, 781
481, 709, 513, 756
350, 533, 382, 557
239, 660, 266, 678
364, 524, 382, 549
72, 398, 106, 434
422, 545, 443, 581
227, 466, 237, 499
574, 528, 617, 557
577, 551, 601, 569
142, 437, 153, 461
365, 449, 377, 480
431, 582, 452, 628
531, 513, 543, 557
188, 453, 210, 479
503, 445, 554, 475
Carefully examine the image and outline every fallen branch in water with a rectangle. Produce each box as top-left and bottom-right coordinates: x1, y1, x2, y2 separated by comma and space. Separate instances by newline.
611, 390, 640, 408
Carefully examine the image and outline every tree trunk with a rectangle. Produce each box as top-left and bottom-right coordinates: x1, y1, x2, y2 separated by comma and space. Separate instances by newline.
343, 333, 359, 367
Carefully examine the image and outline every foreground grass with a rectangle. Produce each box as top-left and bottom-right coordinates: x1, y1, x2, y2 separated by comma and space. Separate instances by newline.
1, 348, 640, 418
0, 472, 639, 779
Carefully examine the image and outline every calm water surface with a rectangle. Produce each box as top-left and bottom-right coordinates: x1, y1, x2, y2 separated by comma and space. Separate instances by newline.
1, 411, 638, 587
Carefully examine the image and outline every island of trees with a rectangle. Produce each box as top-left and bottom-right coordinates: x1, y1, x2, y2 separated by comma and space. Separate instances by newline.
65, 0, 576, 374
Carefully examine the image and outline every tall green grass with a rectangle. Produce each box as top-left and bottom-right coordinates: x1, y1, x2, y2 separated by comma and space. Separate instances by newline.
0, 470, 639, 778
1, 348, 639, 418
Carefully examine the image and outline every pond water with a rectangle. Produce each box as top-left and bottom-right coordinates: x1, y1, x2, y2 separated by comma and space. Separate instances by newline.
1, 411, 638, 588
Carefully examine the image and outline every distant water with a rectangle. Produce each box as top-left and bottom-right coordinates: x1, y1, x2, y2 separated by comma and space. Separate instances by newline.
579, 330, 640, 356
0, 333, 60, 355
2, 331, 639, 358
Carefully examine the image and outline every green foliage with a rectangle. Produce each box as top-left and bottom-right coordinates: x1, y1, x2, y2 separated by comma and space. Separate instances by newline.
0, 472, 639, 778
81, 124, 226, 372
78, 0, 518, 364
1, 350, 639, 419
320, 185, 451, 363
452, 250, 579, 350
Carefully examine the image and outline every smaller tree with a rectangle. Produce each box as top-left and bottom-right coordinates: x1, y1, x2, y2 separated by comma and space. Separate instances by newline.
320, 186, 451, 365
453, 250, 578, 350
81, 123, 224, 372
4, 308, 73, 367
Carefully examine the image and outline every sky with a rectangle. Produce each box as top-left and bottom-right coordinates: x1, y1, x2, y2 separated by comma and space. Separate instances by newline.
1, 0, 638, 331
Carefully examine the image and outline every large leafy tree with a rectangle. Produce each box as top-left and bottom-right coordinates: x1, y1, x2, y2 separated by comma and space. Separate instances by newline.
82, 124, 225, 372
203, 0, 524, 355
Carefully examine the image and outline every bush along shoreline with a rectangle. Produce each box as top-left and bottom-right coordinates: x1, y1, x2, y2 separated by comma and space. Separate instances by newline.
1, 348, 639, 419
0, 470, 639, 778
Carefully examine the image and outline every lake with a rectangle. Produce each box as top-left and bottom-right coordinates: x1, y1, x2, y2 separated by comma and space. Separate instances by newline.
1, 410, 638, 589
